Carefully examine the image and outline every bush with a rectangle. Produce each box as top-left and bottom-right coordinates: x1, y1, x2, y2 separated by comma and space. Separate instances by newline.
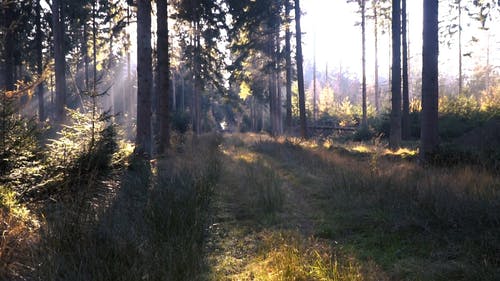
352, 125, 374, 141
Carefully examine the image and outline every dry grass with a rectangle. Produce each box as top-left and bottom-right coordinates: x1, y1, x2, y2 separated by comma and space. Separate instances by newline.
0, 189, 39, 280
33, 134, 222, 281
248, 136, 500, 280
248, 230, 363, 281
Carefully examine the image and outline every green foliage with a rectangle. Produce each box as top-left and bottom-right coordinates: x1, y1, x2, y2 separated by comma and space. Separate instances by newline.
0, 94, 41, 280
439, 94, 480, 116
39, 108, 117, 197
0, 93, 45, 198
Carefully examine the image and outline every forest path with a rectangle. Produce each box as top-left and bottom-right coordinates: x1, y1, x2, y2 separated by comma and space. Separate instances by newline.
205, 134, 380, 281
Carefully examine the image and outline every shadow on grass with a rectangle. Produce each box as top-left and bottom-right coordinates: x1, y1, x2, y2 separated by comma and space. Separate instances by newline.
34, 134, 222, 281
248, 138, 500, 280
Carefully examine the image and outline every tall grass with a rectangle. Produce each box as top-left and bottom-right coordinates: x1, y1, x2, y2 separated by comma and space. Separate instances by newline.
252, 139, 500, 280
34, 134, 222, 280
219, 145, 284, 224
255, 230, 363, 281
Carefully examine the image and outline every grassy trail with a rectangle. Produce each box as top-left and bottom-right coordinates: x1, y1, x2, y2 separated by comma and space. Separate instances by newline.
207, 134, 374, 280
206, 133, 499, 281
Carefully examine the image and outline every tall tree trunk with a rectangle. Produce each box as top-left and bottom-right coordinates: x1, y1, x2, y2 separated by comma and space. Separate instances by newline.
458, 0, 463, 95
83, 23, 90, 92
389, 0, 402, 149
275, 22, 282, 135
2, 2, 14, 92
420, 0, 439, 160
276, 70, 282, 134
91, 0, 97, 147
402, 0, 410, 140
172, 73, 176, 111
361, 0, 367, 127
294, 0, 307, 138
313, 35, 317, 124
194, 21, 201, 135
36, 0, 45, 121
269, 72, 276, 136
52, 0, 66, 122
126, 6, 131, 117
285, 0, 293, 133
181, 74, 185, 111
157, 0, 170, 154
136, 0, 153, 156
373, 0, 380, 114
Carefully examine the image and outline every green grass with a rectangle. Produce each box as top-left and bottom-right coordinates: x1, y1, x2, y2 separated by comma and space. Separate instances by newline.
249, 137, 500, 280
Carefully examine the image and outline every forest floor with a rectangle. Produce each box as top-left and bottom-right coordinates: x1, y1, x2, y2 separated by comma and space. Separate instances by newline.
3, 133, 499, 280
204, 133, 499, 281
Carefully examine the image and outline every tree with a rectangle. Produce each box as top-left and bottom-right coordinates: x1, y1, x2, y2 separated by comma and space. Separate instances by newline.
157, 0, 170, 154
347, 0, 368, 126
389, 0, 401, 149
420, 0, 439, 160
372, 0, 380, 114
35, 0, 45, 121
401, 0, 410, 140
284, 0, 293, 133
136, 0, 153, 156
2, 1, 15, 91
52, 0, 67, 123
295, 0, 307, 138
457, 0, 463, 95
175, 0, 227, 135
361, 0, 367, 127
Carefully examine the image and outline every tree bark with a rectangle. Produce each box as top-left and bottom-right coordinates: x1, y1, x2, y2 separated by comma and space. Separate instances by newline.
136, 0, 153, 156
275, 21, 282, 135
402, 0, 410, 140
157, 0, 170, 154
91, 0, 97, 147
373, 0, 380, 114
3, 2, 14, 92
83, 23, 90, 93
361, 0, 367, 127
52, 0, 67, 123
389, 0, 401, 149
194, 21, 201, 135
269, 71, 276, 136
294, 0, 307, 138
458, 0, 462, 95
313, 36, 317, 124
36, 0, 45, 121
285, 0, 293, 133
420, 0, 439, 160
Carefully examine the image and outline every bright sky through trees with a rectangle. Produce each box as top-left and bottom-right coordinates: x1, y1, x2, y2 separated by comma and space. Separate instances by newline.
301, 0, 422, 80
301, 0, 500, 81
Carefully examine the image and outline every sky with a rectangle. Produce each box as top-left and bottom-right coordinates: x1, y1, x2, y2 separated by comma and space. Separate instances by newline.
301, 0, 423, 80
300, 0, 500, 82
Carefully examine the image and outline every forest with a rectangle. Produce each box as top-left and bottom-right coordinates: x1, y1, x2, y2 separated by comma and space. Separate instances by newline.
1, 0, 499, 280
